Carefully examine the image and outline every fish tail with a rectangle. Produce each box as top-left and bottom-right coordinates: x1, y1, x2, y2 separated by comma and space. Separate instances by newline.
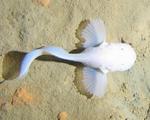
18, 49, 43, 79
18, 46, 83, 79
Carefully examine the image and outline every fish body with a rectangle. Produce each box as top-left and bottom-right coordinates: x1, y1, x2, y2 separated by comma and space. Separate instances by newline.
79, 42, 136, 72
18, 19, 136, 97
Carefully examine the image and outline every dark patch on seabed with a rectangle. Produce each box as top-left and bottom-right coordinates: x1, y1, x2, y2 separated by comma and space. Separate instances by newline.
144, 104, 150, 120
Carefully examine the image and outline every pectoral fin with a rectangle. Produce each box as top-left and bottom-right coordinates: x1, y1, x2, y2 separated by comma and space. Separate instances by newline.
83, 67, 107, 97
81, 19, 106, 48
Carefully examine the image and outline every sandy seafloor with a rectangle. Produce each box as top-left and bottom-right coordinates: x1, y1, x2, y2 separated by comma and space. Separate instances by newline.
0, 0, 150, 120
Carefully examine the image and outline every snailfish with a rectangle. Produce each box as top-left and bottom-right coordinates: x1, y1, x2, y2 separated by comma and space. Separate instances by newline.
18, 19, 136, 97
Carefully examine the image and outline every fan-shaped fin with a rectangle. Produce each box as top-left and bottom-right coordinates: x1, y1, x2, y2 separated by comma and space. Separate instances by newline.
81, 19, 106, 48
83, 66, 107, 97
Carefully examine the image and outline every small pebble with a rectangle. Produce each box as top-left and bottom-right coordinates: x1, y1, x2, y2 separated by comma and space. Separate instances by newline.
58, 112, 68, 120
34, 0, 50, 7
11, 87, 33, 105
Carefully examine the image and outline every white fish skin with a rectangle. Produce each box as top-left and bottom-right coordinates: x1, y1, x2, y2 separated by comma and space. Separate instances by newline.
18, 49, 43, 79
80, 42, 136, 72
17, 19, 136, 97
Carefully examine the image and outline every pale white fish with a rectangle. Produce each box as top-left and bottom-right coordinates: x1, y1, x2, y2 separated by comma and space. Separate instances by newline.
17, 19, 136, 97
